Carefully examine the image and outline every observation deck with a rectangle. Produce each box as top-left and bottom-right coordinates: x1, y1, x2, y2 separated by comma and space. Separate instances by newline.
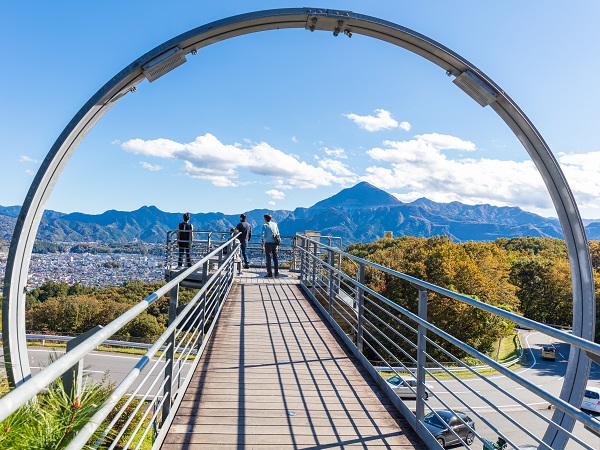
1, 232, 599, 450
162, 269, 423, 448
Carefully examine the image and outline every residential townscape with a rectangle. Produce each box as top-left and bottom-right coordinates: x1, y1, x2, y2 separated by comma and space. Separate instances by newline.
0, 251, 163, 293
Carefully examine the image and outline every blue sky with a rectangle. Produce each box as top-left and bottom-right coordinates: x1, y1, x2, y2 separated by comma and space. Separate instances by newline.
3, 1, 600, 219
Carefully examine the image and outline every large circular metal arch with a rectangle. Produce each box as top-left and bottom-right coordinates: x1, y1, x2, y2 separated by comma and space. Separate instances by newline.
3, 8, 594, 448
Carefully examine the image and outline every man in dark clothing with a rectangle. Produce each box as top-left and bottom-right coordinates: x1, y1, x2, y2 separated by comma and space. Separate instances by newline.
234, 214, 252, 269
177, 213, 193, 268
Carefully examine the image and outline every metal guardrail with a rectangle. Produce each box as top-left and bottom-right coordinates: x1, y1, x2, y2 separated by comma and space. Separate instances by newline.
0, 234, 240, 449
164, 230, 343, 272
295, 234, 600, 450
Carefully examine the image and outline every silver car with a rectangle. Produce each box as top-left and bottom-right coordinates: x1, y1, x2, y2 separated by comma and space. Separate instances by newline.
385, 375, 431, 399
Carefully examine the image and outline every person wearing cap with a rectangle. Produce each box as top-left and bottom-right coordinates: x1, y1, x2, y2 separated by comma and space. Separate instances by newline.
177, 212, 193, 268
261, 213, 280, 278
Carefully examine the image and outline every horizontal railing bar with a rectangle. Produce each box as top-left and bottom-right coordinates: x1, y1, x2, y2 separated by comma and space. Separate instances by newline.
298, 236, 600, 359
0, 236, 239, 424
423, 350, 589, 450
105, 355, 169, 450
295, 239, 600, 436
67, 248, 238, 449
362, 314, 417, 363
421, 335, 589, 446
122, 375, 169, 450
330, 303, 358, 333
364, 296, 419, 337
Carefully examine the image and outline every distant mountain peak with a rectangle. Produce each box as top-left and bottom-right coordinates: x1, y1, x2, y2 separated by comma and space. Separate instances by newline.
310, 182, 403, 210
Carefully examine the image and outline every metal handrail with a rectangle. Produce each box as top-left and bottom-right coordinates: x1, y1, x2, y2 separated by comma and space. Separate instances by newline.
0, 234, 239, 426
295, 234, 600, 449
301, 235, 600, 360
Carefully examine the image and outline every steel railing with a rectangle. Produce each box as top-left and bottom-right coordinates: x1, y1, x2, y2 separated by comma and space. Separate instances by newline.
0, 233, 241, 449
295, 234, 600, 450
164, 230, 342, 272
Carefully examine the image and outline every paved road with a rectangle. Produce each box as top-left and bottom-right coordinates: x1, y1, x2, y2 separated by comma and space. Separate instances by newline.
2, 347, 193, 398
407, 329, 600, 449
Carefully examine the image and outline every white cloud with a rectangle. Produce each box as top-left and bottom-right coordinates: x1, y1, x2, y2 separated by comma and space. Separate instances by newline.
344, 109, 399, 132
139, 161, 163, 171
363, 135, 552, 212
111, 139, 121, 145
25, 169, 34, 175
19, 155, 40, 163
266, 189, 285, 200
416, 133, 476, 151
268, 201, 276, 206
122, 133, 347, 188
291, 136, 298, 143
556, 151, 600, 213
318, 159, 355, 177
399, 121, 412, 131
376, 147, 600, 217
324, 147, 347, 159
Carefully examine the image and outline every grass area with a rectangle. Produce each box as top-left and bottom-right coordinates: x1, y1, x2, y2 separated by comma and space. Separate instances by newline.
380, 331, 523, 381
495, 332, 522, 364
25, 342, 196, 362
27, 341, 149, 356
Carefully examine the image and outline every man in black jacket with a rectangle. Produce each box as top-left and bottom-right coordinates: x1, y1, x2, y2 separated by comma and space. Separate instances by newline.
234, 214, 252, 269
177, 213, 193, 268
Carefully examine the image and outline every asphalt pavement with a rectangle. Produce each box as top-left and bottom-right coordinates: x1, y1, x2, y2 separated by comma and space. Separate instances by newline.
410, 329, 600, 449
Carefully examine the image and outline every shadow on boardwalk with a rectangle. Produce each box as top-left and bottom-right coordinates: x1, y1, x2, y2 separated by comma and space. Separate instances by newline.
162, 269, 425, 449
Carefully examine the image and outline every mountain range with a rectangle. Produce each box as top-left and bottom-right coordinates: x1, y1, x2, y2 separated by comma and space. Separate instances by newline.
1, 182, 598, 245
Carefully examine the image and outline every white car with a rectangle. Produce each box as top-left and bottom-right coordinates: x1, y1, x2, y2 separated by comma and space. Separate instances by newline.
581, 386, 600, 413
385, 375, 432, 399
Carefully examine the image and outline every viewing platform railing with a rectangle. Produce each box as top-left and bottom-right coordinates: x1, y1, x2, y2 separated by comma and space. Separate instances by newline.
1, 231, 599, 449
164, 229, 343, 271
0, 233, 241, 449
295, 234, 600, 450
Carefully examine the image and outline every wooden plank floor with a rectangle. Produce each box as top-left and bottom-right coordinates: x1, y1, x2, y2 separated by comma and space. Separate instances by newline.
162, 269, 425, 449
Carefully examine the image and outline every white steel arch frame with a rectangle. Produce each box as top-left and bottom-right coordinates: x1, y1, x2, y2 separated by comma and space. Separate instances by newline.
3, 8, 594, 448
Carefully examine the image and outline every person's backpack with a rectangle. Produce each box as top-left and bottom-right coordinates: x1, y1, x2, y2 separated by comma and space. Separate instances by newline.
178, 222, 192, 243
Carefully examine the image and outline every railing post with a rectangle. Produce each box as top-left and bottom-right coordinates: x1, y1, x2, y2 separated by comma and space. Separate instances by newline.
198, 260, 208, 345
62, 325, 102, 401
356, 262, 365, 353
311, 241, 318, 295
299, 237, 306, 282
162, 283, 179, 424
327, 249, 334, 316
416, 286, 428, 424
291, 237, 296, 271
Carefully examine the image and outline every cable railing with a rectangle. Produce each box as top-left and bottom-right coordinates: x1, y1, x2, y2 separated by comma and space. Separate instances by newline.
295, 234, 600, 450
0, 233, 240, 449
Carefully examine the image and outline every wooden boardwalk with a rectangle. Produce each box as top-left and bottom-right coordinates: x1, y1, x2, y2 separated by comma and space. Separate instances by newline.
162, 269, 424, 449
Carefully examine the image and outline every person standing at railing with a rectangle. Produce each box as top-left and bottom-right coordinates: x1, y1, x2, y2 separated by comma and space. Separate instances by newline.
261, 213, 280, 278
177, 212, 193, 268
232, 214, 252, 269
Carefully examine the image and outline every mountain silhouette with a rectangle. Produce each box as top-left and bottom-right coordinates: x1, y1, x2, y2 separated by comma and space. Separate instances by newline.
1, 182, 597, 244
311, 181, 402, 209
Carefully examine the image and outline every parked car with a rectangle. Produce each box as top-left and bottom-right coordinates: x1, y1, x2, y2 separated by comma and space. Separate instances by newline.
541, 345, 556, 361
385, 375, 431, 399
581, 386, 600, 413
423, 410, 475, 448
